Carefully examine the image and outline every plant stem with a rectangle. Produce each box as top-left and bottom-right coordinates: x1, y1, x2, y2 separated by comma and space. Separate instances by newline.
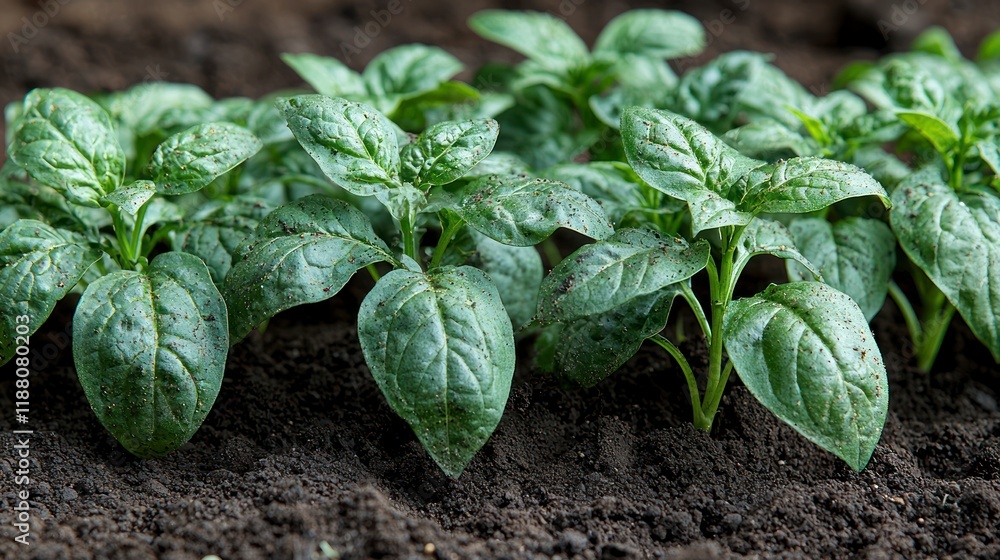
366, 264, 381, 282
130, 199, 151, 261
916, 296, 956, 373
541, 238, 562, 267
429, 217, 464, 270
650, 334, 708, 430
109, 207, 135, 269
888, 281, 923, 347
704, 231, 735, 412
702, 360, 734, 424
680, 282, 711, 342
400, 215, 417, 262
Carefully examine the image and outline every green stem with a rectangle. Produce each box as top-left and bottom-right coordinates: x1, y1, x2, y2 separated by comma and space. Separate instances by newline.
400, 215, 417, 262
888, 281, 923, 347
680, 282, 711, 342
429, 217, 464, 270
109, 207, 135, 268
541, 238, 562, 267
916, 299, 956, 373
130, 199, 151, 260
702, 360, 734, 424
704, 231, 735, 407
650, 334, 708, 430
366, 264, 381, 282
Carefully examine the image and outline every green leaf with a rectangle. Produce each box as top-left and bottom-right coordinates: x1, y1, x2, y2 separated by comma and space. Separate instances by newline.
469, 10, 589, 73
363, 45, 463, 98
723, 282, 888, 471
895, 111, 959, 156
358, 266, 515, 478
541, 288, 680, 387
281, 53, 368, 98
10, 88, 125, 206
737, 157, 890, 215
224, 195, 396, 341
594, 10, 704, 59
723, 120, 815, 160
149, 122, 262, 195
978, 29, 1000, 61
494, 86, 582, 169
621, 106, 759, 234
734, 218, 822, 281
911, 26, 961, 63
465, 234, 543, 330
457, 175, 613, 246
540, 162, 654, 226
400, 119, 499, 187
891, 175, 1000, 361
73, 252, 228, 458
789, 108, 833, 146
110, 82, 214, 138
786, 218, 897, 321
535, 228, 709, 323
277, 95, 401, 197
979, 140, 1000, 178
0, 220, 102, 366
676, 52, 813, 131
171, 197, 272, 284
101, 180, 156, 215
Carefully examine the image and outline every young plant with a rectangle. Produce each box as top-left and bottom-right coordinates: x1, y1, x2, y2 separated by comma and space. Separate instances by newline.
223, 95, 613, 477
1, 88, 262, 456
468, 9, 705, 167
844, 29, 1000, 371
281, 44, 508, 132
534, 107, 891, 471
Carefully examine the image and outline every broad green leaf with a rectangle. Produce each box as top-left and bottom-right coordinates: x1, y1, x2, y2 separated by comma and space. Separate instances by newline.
363, 45, 463, 98
400, 119, 499, 186
110, 82, 214, 138
281, 53, 368, 98
0, 220, 102, 366
10, 88, 125, 206
535, 228, 709, 323
540, 288, 680, 387
891, 175, 1000, 361
375, 183, 427, 224
675, 51, 813, 131
911, 26, 961, 63
465, 234, 543, 330
73, 252, 228, 458
621, 106, 759, 234
458, 175, 613, 246
102, 180, 155, 215
149, 122, 262, 195
494, 86, 582, 169
979, 29, 1000, 61
786, 218, 897, 321
277, 95, 401, 197
594, 10, 704, 59
224, 195, 396, 341
245, 97, 295, 146
723, 120, 815, 160
980, 140, 1000, 178
723, 282, 888, 471
896, 111, 959, 156
358, 266, 515, 478
734, 218, 822, 281
171, 197, 272, 284
737, 157, 890, 215
469, 10, 589, 73
541, 162, 654, 226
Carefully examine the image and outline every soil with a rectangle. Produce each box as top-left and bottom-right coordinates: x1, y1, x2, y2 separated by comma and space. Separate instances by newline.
2, 0, 1000, 559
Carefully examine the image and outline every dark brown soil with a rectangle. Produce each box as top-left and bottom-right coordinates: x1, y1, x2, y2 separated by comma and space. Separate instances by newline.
3, 1, 1000, 559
